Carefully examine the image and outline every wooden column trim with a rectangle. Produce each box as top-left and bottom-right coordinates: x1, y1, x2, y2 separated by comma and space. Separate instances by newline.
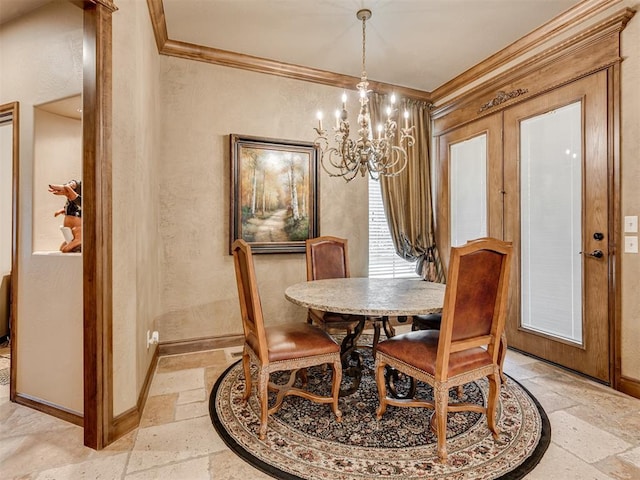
0, 102, 20, 403
82, 0, 114, 450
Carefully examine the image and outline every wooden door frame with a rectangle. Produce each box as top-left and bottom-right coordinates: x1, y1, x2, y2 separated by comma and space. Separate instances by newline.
81, 0, 116, 449
4, 1, 115, 449
0, 102, 19, 403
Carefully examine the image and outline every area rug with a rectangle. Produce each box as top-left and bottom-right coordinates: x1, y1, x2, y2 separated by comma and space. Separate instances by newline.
210, 342, 550, 480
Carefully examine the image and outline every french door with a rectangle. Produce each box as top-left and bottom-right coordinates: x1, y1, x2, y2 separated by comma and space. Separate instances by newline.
503, 72, 610, 383
438, 71, 611, 382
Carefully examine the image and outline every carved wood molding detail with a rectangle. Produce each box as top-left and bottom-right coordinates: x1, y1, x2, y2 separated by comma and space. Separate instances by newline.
478, 89, 529, 113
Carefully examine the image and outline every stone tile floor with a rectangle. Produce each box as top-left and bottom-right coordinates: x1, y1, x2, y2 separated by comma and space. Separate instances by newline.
1, 343, 640, 479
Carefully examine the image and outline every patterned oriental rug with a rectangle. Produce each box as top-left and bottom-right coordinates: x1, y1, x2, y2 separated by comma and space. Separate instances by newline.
210, 341, 550, 480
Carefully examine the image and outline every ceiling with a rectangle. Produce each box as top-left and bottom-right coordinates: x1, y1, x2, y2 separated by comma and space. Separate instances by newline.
1, 0, 583, 92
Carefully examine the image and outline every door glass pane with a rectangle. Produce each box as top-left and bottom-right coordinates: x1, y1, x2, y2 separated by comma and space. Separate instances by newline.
520, 101, 582, 343
450, 134, 487, 247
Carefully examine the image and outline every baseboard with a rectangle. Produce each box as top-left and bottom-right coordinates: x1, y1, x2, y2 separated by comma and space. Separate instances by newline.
158, 334, 244, 356
14, 392, 83, 427
618, 376, 640, 400
109, 345, 159, 442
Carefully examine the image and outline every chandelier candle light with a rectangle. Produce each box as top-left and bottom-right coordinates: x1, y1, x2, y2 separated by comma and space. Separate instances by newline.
313, 9, 415, 182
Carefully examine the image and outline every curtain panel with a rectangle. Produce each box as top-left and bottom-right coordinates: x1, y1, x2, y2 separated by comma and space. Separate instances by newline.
370, 94, 445, 282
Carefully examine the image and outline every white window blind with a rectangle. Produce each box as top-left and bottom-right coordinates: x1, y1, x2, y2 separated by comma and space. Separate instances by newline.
368, 179, 418, 278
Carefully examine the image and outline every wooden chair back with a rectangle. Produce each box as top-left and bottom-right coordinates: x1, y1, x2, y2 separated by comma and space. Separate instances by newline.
232, 239, 268, 363
306, 236, 350, 281
436, 237, 512, 381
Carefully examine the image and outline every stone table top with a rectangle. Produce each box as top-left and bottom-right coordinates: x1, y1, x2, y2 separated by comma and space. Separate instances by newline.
285, 277, 446, 317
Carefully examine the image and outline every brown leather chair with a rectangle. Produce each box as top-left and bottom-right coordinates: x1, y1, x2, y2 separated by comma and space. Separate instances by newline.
232, 239, 343, 440
374, 237, 513, 462
305, 236, 365, 336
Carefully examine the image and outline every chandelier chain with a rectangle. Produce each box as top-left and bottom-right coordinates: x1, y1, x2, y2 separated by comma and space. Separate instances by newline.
361, 14, 366, 77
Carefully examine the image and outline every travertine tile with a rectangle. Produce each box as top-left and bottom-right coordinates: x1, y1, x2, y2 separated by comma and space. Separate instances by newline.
33, 452, 129, 480
0, 427, 93, 479
139, 393, 178, 428
148, 368, 204, 396
518, 378, 580, 413
617, 445, 640, 469
528, 374, 640, 416
595, 450, 640, 480
1, 349, 639, 480
177, 387, 206, 405
127, 416, 226, 473
0, 403, 74, 439
503, 350, 539, 366
157, 350, 227, 373
223, 346, 243, 365
0, 384, 9, 400
563, 404, 640, 444
175, 399, 209, 421
549, 410, 632, 463
524, 443, 616, 480
205, 364, 230, 392
125, 456, 211, 480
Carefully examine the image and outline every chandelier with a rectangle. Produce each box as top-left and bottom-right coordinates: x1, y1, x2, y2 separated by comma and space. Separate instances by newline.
313, 9, 415, 182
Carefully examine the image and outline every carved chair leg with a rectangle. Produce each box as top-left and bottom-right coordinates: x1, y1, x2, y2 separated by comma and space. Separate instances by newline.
486, 372, 501, 440
434, 384, 449, 462
242, 349, 252, 403
374, 360, 388, 419
331, 359, 343, 422
499, 332, 508, 384
258, 369, 270, 440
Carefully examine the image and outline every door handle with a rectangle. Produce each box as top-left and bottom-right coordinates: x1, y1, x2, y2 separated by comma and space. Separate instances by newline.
580, 250, 604, 258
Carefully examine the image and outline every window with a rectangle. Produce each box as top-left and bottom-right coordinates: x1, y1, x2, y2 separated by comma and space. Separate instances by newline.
368, 178, 418, 278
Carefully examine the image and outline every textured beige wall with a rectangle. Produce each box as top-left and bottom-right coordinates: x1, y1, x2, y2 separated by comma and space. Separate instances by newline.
111, 0, 162, 416
32, 108, 82, 252
620, 10, 640, 382
157, 58, 368, 342
0, 2, 83, 413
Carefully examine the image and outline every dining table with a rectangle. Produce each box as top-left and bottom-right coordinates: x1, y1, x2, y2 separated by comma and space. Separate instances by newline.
285, 277, 446, 395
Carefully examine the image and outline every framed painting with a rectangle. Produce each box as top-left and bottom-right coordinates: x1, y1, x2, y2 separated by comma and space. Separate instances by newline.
230, 134, 319, 254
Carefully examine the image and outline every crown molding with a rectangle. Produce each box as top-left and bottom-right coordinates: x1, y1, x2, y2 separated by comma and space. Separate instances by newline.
145, 0, 432, 102
145, 0, 621, 106
430, 0, 621, 102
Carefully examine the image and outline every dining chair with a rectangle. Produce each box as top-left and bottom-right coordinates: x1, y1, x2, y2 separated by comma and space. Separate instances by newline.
374, 237, 513, 462
305, 236, 367, 337
232, 239, 343, 440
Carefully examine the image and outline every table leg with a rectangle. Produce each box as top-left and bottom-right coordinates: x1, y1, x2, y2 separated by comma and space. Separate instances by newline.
381, 316, 417, 399
338, 316, 366, 396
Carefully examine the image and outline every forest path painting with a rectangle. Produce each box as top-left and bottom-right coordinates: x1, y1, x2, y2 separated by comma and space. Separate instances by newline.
246, 209, 289, 243
230, 135, 319, 254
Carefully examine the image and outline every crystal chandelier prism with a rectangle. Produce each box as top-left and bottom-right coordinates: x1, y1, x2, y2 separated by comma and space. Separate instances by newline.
313, 9, 415, 182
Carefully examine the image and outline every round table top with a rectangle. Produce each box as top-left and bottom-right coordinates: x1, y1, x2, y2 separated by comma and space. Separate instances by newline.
284, 277, 446, 317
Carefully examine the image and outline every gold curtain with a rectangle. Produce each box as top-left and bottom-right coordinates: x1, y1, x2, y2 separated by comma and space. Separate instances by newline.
371, 94, 445, 282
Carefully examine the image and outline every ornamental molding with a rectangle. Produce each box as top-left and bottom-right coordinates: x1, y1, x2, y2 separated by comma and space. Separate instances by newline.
479, 88, 529, 113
